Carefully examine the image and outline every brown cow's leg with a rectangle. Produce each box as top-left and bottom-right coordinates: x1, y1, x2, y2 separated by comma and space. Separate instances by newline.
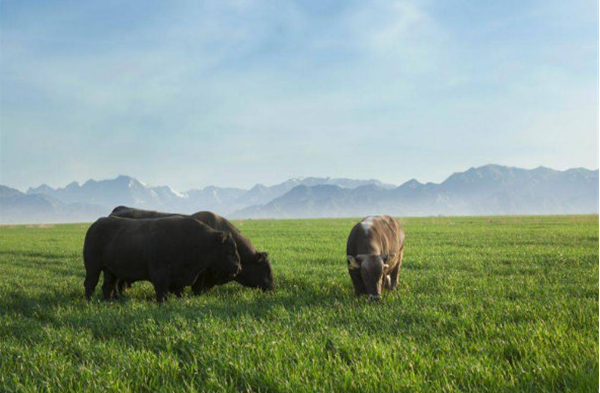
389, 250, 403, 290
384, 274, 392, 289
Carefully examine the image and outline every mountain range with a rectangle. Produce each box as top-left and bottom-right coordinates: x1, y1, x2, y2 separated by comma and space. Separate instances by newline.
0, 165, 597, 223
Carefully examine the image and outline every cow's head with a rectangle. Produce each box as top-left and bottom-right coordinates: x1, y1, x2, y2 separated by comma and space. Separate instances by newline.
347, 253, 395, 300
234, 251, 274, 291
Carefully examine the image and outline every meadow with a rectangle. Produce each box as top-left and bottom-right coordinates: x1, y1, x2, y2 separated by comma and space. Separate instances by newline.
0, 215, 597, 393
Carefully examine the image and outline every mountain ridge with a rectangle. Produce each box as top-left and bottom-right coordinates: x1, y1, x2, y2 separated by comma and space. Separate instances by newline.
232, 165, 599, 218
1, 165, 598, 223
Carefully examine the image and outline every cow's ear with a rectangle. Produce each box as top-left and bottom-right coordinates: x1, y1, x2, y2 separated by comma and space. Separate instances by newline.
381, 253, 396, 263
257, 252, 268, 263
219, 232, 229, 244
347, 255, 360, 270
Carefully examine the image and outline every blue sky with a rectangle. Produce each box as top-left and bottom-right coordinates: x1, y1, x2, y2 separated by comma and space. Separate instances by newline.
1, 0, 598, 191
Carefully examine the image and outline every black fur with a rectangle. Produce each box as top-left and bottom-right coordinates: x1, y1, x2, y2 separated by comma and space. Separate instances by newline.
110, 206, 275, 293
83, 215, 241, 302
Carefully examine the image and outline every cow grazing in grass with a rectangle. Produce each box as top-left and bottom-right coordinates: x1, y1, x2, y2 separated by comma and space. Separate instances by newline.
110, 206, 274, 293
83, 216, 241, 302
346, 215, 405, 300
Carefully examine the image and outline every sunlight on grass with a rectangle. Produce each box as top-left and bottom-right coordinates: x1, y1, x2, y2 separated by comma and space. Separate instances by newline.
0, 215, 598, 392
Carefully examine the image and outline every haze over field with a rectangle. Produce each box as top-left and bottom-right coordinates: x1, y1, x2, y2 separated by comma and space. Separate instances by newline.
0, 0, 598, 195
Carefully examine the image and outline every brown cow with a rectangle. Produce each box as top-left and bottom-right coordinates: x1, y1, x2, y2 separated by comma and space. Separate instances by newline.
346, 215, 405, 300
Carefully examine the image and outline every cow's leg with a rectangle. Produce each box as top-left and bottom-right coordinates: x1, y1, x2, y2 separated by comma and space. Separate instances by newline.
153, 282, 168, 303
201, 271, 218, 292
168, 281, 184, 297
118, 279, 134, 296
171, 287, 184, 298
152, 275, 169, 303
191, 272, 207, 295
117, 279, 125, 296
84, 265, 101, 301
383, 274, 392, 289
117, 279, 128, 296
388, 250, 403, 291
102, 270, 118, 301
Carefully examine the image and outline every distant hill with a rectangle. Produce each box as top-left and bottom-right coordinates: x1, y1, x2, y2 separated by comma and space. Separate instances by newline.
232, 165, 599, 218
0, 186, 105, 224
1, 176, 392, 223
22, 175, 393, 215
1, 165, 597, 223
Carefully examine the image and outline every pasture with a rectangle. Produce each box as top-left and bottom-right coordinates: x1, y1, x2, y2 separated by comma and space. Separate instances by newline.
0, 215, 598, 392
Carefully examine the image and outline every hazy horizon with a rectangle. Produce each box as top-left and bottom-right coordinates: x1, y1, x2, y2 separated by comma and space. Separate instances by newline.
1, 0, 598, 191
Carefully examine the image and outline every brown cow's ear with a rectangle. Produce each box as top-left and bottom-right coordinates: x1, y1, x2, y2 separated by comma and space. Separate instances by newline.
381, 253, 396, 263
356, 254, 369, 263
347, 255, 360, 270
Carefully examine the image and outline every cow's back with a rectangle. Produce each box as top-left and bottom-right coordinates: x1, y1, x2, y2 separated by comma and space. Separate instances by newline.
347, 215, 404, 256
368, 215, 404, 255
346, 221, 370, 256
192, 211, 257, 259
100, 216, 210, 279
110, 206, 176, 219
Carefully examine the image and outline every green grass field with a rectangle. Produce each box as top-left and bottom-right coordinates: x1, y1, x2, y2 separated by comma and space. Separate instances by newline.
0, 215, 598, 392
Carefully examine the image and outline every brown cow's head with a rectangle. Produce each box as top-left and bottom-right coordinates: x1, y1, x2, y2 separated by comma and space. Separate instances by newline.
347, 253, 395, 300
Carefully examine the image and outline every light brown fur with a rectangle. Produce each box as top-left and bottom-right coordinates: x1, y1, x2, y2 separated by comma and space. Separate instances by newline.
346, 215, 405, 298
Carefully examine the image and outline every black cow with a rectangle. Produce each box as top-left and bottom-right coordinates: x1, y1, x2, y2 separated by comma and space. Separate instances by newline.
83, 215, 241, 302
110, 206, 274, 293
